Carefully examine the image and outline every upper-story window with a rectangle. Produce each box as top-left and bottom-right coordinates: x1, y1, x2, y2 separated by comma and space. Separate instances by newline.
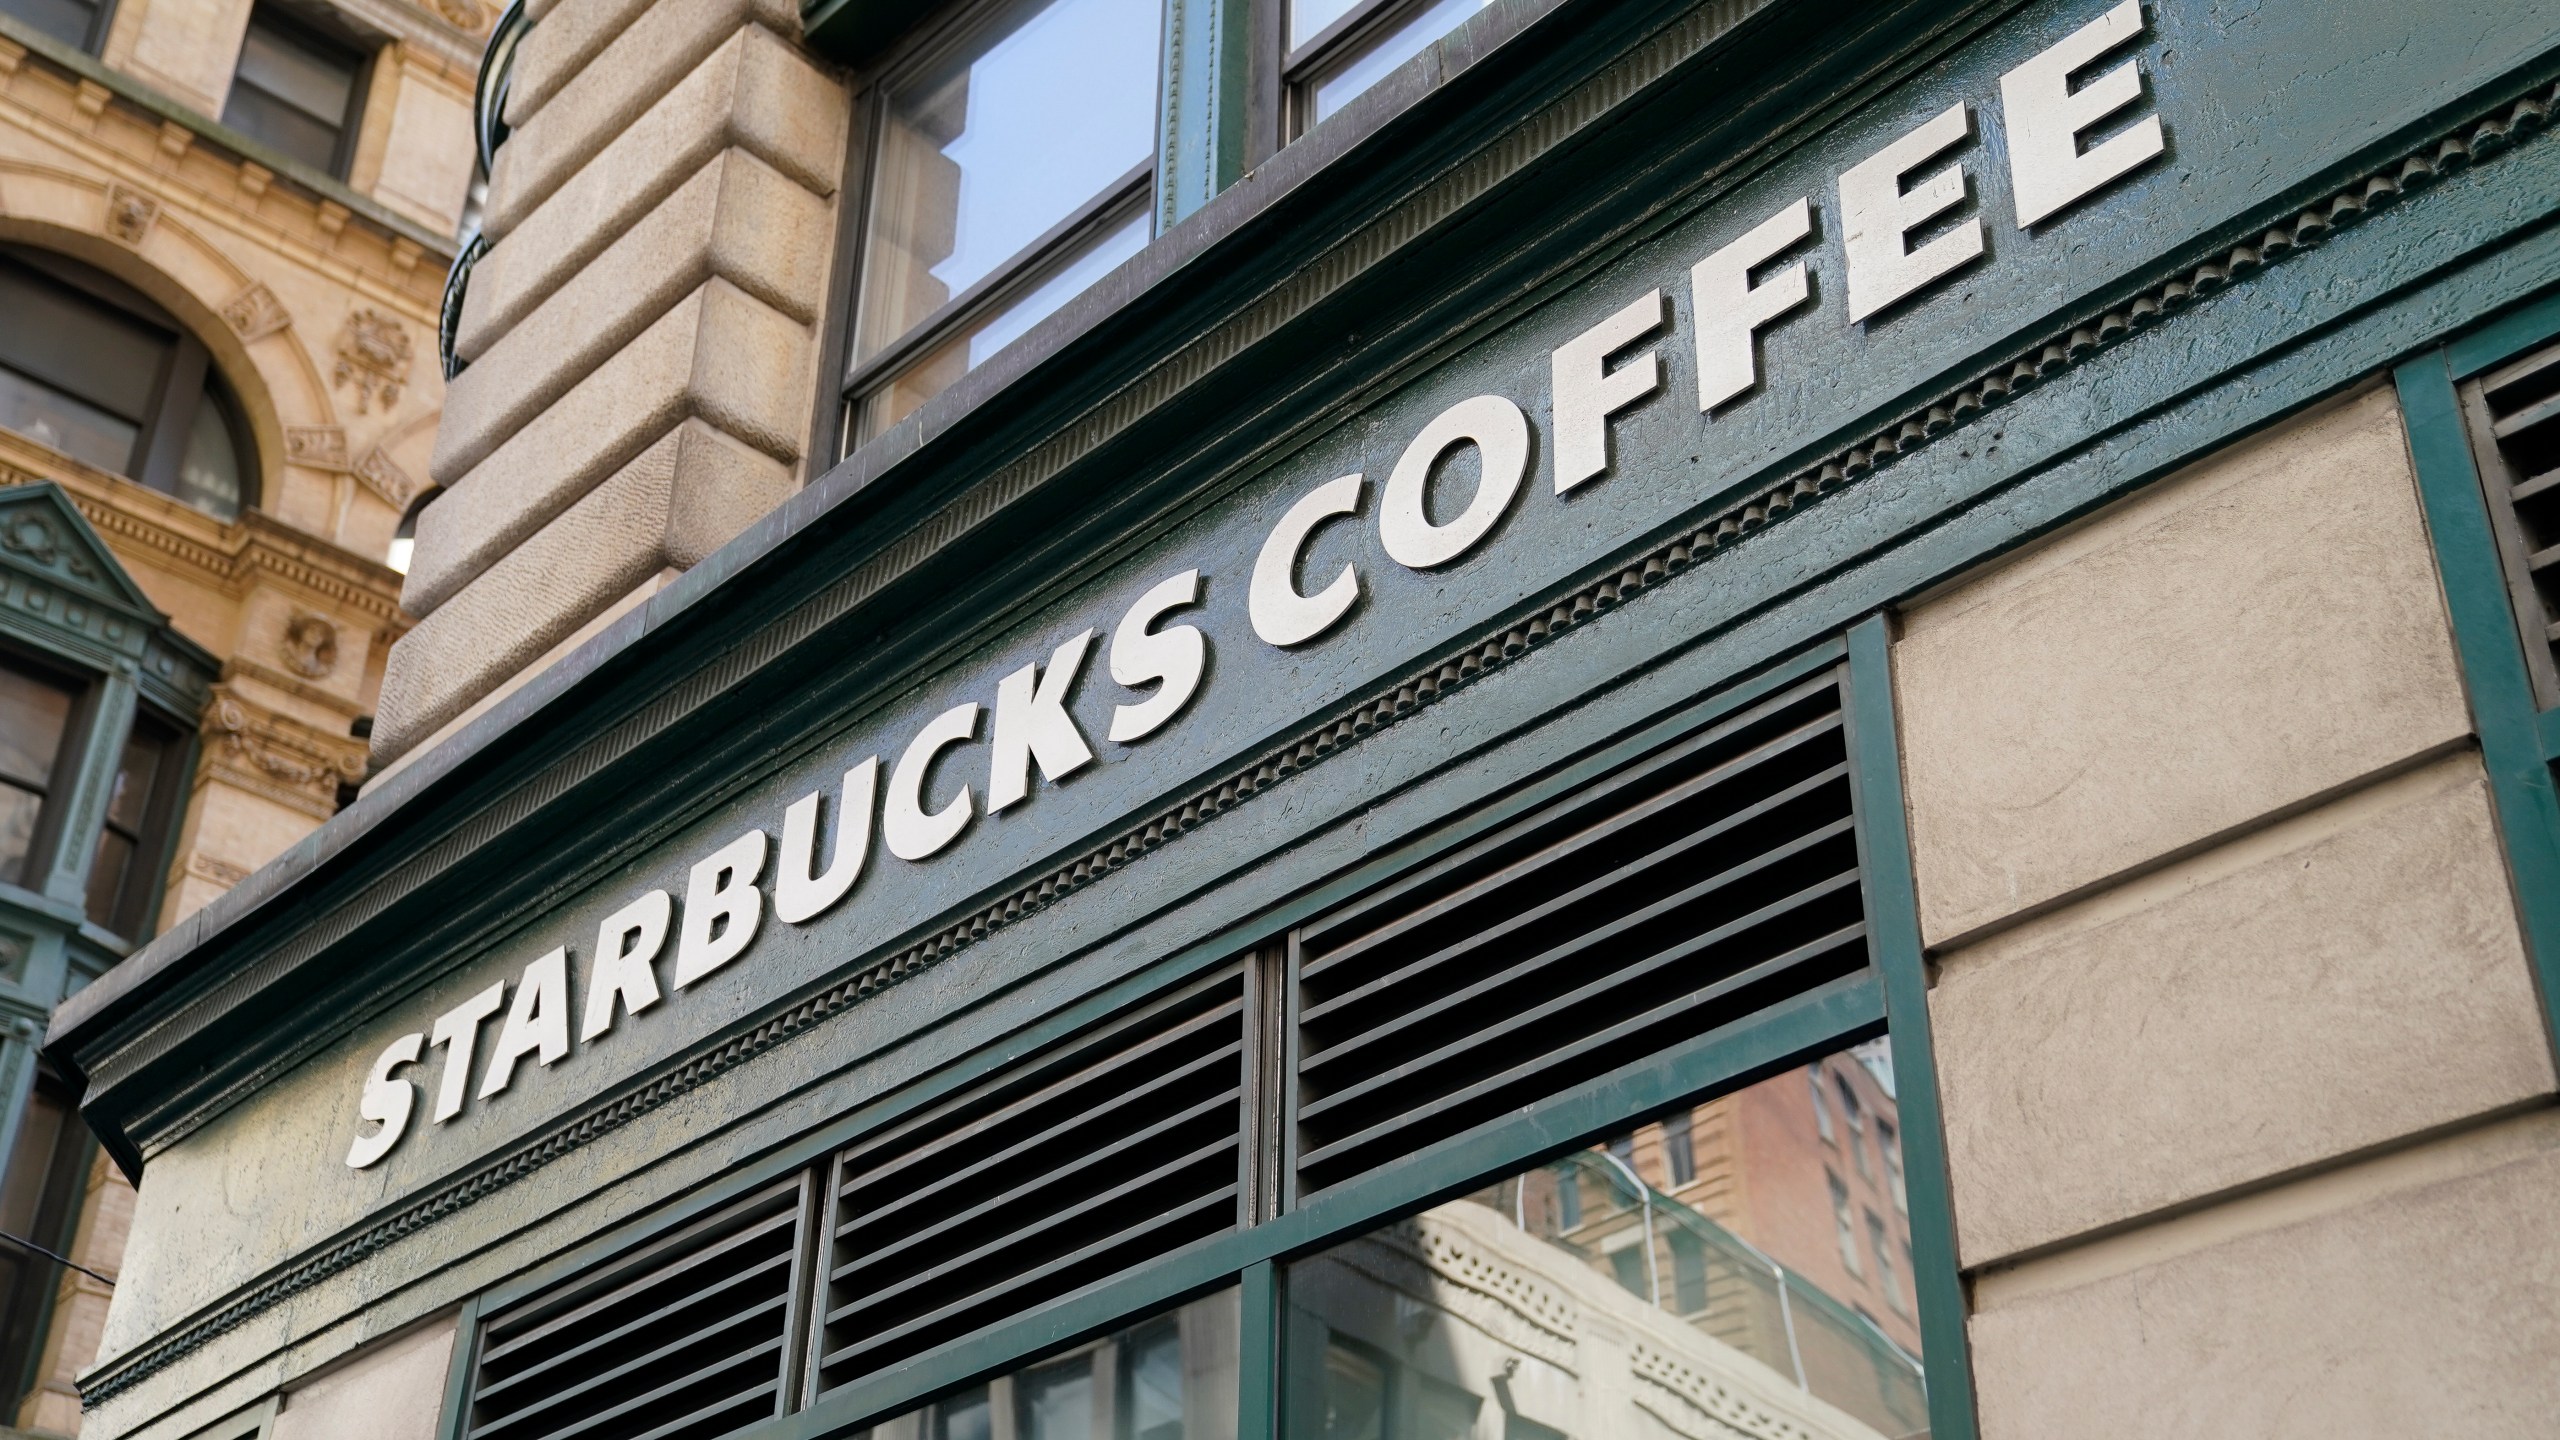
0, 247, 256, 522
1286, 0, 1491, 134
0, 655, 76, 890
85, 714, 184, 937
222, 5, 369, 178
846, 0, 1163, 442
0, 0, 112, 53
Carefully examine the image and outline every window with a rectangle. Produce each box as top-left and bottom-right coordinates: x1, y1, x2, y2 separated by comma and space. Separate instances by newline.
0, 654, 76, 890
0, 1066, 92, 1421
85, 711, 184, 938
1827, 1171, 1861, 1276
0, 0, 110, 52
1661, 1108, 1695, 1187
1868, 1212, 1905, 1315
846, 0, 1162, 443
221, 6, 367, 177
1807, 1064, 1833, 1142
0, 248, 255, 521
1878, 1116, 1907, 1214
1838, 1074, 1871, 1181
1284, 0, 1493, 136
857, 1292, 1240, 1440
387, 488, 435, 575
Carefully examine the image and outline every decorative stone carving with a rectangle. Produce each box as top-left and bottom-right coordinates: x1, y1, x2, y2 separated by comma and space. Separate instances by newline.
354, 447, 424, 510
424, 0, 491, 32
202, 684, 367, 819
0, 513, 96, 580
333, 309, 412, 415
283, 426, 349, 471
103, 184, 157, 245
184, 853, 252, 888
221, 284, 291, 341
281, 614, 338, 678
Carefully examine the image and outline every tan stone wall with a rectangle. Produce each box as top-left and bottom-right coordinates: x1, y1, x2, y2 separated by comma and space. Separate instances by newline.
264, 1315, 456, 1440
1894, 383, 2560, 1437
374, 0, 848, 766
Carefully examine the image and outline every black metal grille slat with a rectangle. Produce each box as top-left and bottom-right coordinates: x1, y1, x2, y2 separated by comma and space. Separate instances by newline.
1296, 860, 1862, 1121
834, 1021, 1243, 1238
1296, 789, 1854, 1056
1296, 923, 1867, 1175
1293, 670, 1864, 1194
2474, 341, 2560, 707
814, 967, 1246, 1398
466, 1181, 801, 1440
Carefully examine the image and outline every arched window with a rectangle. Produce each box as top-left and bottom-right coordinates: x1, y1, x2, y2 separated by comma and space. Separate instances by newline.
388, 486, 436, 575
0, 245, 258, 522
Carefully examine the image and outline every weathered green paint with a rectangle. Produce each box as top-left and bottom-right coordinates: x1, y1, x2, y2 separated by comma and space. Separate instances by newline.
1844, 614, 1977, 1440
2395, 349, 2560, 1066
1157, 0, 1253, 227
2447, 287, 2560, 379
1236, 1259, 1278, 1440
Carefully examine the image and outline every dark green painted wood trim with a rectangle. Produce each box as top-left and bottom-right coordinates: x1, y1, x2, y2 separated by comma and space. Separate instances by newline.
2394, 352, 2560, 1064
1157, 0, 1253, 228
1237, 1259, 1278, 1440
2541, 706, 2560, 765
740, 970, 1883, 1438
1843, 614, 1978, 1440
435, 1295, 482, 1440
2447, 286, 2560, 379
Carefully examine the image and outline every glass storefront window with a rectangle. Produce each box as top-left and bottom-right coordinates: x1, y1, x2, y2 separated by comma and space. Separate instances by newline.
1285, 1046, 1930, 1440
850, 0, 1161, 441
860, 1289, 1241, 1440
1296, 0, 1495, 131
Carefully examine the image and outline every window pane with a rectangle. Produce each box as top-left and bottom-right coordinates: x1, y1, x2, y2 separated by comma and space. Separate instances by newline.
83, 828, 133, 930
855, 0, 1159, 367
0, 0, 99, 51
0, 257, 171, 428
1288, 0, 1363, 49
223, 83, 346, 172
0, 662, 73, 794
233, 18, 356, 123
858, 1289, 1239, 1440
0, 785, 41, 887
1303, 0, 1493, 127
175, 386, 247, 521
0, 364, 141, 475
88, 722, 174, 932
859, 211, 1149, 439
1285, 1045, 1929, 1440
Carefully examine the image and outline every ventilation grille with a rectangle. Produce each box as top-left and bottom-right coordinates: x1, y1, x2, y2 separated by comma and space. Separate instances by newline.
813, 967, 1247, 1396
464, 1177, 807, 1440
1291, 669, 1866, 1195
2473, 341, 2560, 708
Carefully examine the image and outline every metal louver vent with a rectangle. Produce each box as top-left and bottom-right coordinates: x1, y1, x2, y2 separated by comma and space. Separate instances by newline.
465, 1177, 810, 1440
1291, 668, 1865, 1195
814, 967, 1247, 1397
2469, 341, 2560, 707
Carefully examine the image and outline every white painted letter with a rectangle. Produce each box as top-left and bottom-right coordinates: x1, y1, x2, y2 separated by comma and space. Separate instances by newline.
776, 759, 878, 924
1692, 198, 1816, 412
989, 630, 1098, 813
1840, 103, 1984, 322
884, 703, 983, 861
1250, 475, 1367, 648
2002, 0, 2162, 227
1108, 570, 1207, 744
479, 947, 571, 1100
1551, 292, 1665, 493
580, 889, 672, 1041
674, 829, 768, 988
346, 1032, 424, 1169
428, 981, 505, 1124
1382, 395, 1533, 566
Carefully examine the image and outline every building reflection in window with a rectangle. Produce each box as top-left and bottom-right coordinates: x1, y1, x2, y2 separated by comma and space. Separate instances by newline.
1286, 1041, 1928, 1440
861, 1288, 1239, 1440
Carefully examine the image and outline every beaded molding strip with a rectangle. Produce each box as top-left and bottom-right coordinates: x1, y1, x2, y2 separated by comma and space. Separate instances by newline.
79, 74, 2559, 1410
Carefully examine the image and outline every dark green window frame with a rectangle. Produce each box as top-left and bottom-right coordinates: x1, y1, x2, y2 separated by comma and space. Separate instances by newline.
433, 624, 1980, 1440
2397, 297, 2560, 1070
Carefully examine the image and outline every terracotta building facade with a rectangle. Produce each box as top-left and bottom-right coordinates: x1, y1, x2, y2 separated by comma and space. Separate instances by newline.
0, 0, 476, 1420
34, 0, 2560, 1437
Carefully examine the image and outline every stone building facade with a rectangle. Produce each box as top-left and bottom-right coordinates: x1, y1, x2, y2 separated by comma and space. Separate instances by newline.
35, 1, 2560, 1439
0, 0, 476, 1421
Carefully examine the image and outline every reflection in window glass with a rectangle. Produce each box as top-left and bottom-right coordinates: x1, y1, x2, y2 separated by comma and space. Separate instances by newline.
0, 0, 103, 50
177, 384, 246, 523
0, 660, 74, 889
1286, 1050, 1928, 1440
86, 715, 177, 935
1302, 0, 1494, 128
861, 1290, 1239, 1440
1288, 0, 1362, 48
856, 0, 1159, 371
